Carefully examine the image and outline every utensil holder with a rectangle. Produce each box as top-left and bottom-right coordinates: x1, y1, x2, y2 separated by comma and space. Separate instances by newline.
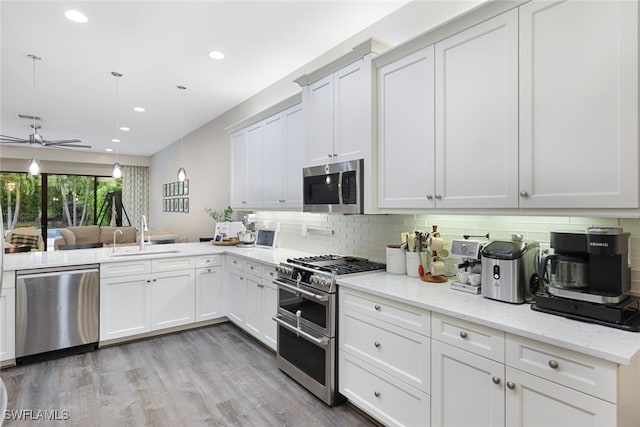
386, 245, 407, 275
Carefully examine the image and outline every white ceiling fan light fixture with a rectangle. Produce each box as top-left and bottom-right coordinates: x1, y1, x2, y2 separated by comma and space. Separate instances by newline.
65, 10, 88, 24
111, 71, 123, 179
176, 85, 187, 182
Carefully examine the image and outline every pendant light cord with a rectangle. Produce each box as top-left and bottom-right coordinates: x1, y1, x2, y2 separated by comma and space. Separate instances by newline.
112, 71, 123, 164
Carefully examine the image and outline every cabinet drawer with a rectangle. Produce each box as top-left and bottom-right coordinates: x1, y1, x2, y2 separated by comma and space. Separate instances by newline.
431, 313, 504, 363
341, 310, 430, 393
2, 271, 15, 289
101, 260, 151, 278
152, 257, 194, 272
340, 352, 430, 427
243, 259, 263, 277
195, 254, 221, 268
263, 267, 277, 284
506, 334, 617, 403
340, 287, 430, 336
227, 256, 243, 272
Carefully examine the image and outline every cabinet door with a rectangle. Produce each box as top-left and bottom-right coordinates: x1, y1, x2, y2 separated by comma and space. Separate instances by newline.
100, 274, 152, 341
226, 269, 247, 325
262, 280, 278, 350
334, 58, 371, 163
244, 276, 263, 339
0, 288, 15, 362
263, 114, 285, 208
246, 122, 264, 207
230, 130, 248, 208
431, 340, 504, 427
505, 367, 616, 427
306, 74, 335, 165
151, 270, 195, 330
195, 266, 223, 321
435, 9, 518, 208
378, 46, 435, 208
283, 104, 305, 208
519, 0, 638, 208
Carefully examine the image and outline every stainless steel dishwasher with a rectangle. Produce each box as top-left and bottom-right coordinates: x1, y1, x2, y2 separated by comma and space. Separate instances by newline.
16, 264, 100, 360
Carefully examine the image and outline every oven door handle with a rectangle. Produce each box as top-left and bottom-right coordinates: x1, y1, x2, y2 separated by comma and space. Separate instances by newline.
272, 316, 330, 347
272, 279, 329, 302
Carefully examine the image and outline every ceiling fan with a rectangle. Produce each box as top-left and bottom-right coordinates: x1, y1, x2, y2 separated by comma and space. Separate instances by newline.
0, 54, 91, 150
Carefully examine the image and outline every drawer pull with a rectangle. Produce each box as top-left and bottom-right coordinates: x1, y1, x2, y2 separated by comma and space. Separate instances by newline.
492, 376, 501, 385
374, 391, 381, 398
374, 305, 381, 311
548, 360, 559, 370
374, 342, 381, 348
506, 382, 516, 390
459, 331, 468, 339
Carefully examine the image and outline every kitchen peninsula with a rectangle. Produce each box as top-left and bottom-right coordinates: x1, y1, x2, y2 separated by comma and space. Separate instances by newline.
3, 243, 640, 426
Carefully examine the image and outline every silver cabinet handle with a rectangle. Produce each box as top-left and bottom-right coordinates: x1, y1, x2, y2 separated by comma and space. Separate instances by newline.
426, 195, 433, 200
459, 331, 468, 339
435, 194, 442, 200
519, 191, 529, 198
374, 391, 381, 398
492, 376, 501, 385
374, 304, 381, 311
374, 342, 381, 348
548, 360, 559, 369
506, 382, 516, 390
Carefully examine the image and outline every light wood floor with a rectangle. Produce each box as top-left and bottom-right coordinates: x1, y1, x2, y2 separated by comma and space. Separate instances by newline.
1, 323, 377, 426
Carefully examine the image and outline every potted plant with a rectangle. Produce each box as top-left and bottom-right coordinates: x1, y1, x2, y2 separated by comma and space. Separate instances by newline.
205, 206, 239, 239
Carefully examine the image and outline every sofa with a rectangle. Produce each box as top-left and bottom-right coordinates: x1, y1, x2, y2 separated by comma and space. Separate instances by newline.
4, 226, 45, 252
53, 225, 138, 250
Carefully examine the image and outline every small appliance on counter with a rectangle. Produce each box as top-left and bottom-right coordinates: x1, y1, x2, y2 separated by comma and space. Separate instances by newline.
481, 235, 540, 303
532, 227, 640, 331
450, 239, 485, 294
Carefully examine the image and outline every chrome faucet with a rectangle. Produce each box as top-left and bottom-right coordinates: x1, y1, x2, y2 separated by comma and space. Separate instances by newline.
113, 229, 123, 253
140, 215, 148, 251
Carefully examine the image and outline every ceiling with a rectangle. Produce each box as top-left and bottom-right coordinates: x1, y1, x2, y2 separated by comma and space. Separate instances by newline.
0, 0, 409, 157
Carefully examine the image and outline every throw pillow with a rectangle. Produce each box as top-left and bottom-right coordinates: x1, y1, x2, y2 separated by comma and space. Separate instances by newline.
10, 233, 40, 250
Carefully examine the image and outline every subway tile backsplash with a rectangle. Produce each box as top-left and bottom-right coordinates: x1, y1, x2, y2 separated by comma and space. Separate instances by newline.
253, 211, 640, 295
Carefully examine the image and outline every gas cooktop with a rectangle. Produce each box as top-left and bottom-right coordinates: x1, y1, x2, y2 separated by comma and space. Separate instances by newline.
286, 254, 386, 276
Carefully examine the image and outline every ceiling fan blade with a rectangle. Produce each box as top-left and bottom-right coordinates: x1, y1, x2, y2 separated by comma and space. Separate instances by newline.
48, 143, 92, 149
43, 139, 82, 145
0, 135, 28, 142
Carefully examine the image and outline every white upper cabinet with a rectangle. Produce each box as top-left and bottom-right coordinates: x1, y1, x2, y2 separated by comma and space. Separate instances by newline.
305, 58, 372, 166
518, 0, 638, 208
246, 123, 264, 207
230, 130, 248, 208
378, 46, 436, 209
262, 114, 285, 207
435, 9, 519, 209
282, 104, 305, 207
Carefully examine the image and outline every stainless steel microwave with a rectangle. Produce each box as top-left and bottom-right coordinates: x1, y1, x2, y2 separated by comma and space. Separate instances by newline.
302, 159, 363, 214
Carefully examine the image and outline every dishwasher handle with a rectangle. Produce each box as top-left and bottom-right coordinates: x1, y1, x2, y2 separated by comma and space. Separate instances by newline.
17, 267, 100, 280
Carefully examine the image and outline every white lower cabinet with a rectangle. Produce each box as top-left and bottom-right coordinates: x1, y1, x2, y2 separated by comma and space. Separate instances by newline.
1, 281, 16, 364
100, 257, 196, 342
194, 253, 224, 322
339, 287, 430, 427
225, 256, 277, 350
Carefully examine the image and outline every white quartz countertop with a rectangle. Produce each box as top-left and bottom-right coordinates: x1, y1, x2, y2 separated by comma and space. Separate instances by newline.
337, 272, 640, 365
1, 242, 313, 271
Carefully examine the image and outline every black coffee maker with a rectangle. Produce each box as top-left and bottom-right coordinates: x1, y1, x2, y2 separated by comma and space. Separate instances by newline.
532, 227, 640, 331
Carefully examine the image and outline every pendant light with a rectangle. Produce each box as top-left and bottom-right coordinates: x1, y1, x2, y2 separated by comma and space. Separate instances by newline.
111, 71, 123, 179
27, 54, 41, 176
176, 85, 187, 182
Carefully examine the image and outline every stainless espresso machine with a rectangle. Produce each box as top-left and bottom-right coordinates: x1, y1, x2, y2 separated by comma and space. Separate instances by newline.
532, 227, 640, 331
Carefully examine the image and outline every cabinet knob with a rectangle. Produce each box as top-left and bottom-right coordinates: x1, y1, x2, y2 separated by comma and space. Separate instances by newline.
435, 194, 442, 200
519, 191, 529, 198
548, 360, 559, 370
374, 341, 381, 348
328, 154, 333, 158
426, 194, 433, 200
146, 279, 151, 283
492, 376, 501, 385
207, 268, 212, 273
206, 260, 210, 263
506, 382, 516, 390
374, 304, 381, 311
459, 331, 468, 339
374, 391, 381, 398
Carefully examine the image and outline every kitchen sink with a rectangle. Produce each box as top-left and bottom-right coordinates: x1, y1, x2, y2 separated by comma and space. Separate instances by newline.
109, 249, 181, 257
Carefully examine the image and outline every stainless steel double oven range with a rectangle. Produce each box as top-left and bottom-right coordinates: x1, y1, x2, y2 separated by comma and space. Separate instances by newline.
273, 255, 385, 405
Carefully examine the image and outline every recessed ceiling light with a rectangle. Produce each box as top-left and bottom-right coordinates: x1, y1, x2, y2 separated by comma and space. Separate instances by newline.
111, 138, 120, 143
119, 127, 130, 132
105, 148, 113, 152
208, 50, 225, 60
65, 10, 88, 23
133, 107, 145, 112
